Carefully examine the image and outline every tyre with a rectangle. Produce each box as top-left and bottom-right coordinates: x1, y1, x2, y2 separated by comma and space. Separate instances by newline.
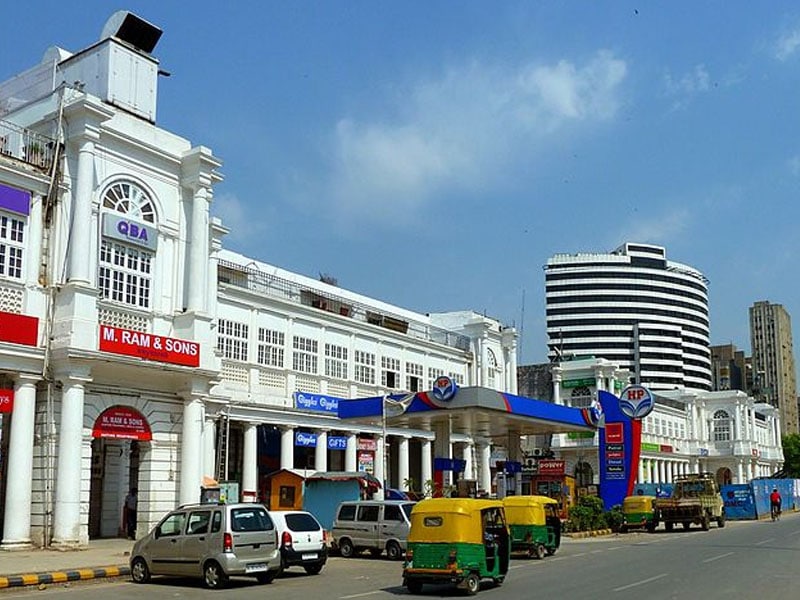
619, 524, 627, 534
546, 546, 557, 556
203, 561, 229, 589
406, 579, 423, 594
339, 538, 355, 558
646, 522, 656, 533
665, 522, 673, 532
493, 575, 505, 586
386, 540, 403, 561
463, 572, 480, 596
304, 564, 323, 575
130, 557, 150, 584
717, 513, 726, 528
535, 544, 546, 559
682, 521, 691, 530
701, 515, 710, 531
256, 570, 277, 584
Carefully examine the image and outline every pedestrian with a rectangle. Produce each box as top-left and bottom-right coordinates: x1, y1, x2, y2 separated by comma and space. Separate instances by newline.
125, 487, 138, 539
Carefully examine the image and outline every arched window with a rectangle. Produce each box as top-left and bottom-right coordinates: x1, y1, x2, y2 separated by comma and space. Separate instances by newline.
712, 409, 731, 442
487, 349, 498, 389
570, 386, 593, 409
98, 180, 157, 309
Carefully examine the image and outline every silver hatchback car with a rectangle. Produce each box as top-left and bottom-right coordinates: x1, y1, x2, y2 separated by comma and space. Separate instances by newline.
130, 502, 281, 588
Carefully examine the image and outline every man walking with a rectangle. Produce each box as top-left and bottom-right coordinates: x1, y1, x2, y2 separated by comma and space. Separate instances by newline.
125, 487, 138, 539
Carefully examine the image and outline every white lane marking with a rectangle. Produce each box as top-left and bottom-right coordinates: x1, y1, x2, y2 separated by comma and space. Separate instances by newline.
613, 573, 668, 592
340, 592, 382, 599
702, 551, 735, 563
590, 549, 604, 554
573, 552, 587, 557
607, 546, 623, 550
755, 538, 774, 546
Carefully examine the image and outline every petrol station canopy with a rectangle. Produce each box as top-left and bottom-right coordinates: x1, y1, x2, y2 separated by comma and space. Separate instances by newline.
337, 386, 595, 440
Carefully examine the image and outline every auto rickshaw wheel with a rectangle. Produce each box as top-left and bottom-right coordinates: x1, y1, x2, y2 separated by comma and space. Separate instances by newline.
406, 579, 423, 594
463, 572, 480, 595
493, 575, 505, 586
619, 524, 627, 533
665, 522, 673, 532
535, 544, 546, 559
682, 521, 691, 530
546, 546, 557, 556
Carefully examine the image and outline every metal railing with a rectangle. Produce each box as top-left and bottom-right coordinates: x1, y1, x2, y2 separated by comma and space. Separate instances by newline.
218, 259, 472, 352
0, 118, 56, 171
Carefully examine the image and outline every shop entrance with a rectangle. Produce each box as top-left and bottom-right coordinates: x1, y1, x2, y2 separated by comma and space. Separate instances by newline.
88, 406, 151, 539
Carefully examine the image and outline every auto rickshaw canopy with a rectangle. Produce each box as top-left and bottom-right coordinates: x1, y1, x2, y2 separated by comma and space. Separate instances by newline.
622, 495, 656, 513
502, 495, 558, 526
408, 498, 505, 544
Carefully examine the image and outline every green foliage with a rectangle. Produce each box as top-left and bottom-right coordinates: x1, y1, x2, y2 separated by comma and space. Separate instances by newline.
566, 495, 608, 532
781, 434, 800, 477
604, 504, 624, 532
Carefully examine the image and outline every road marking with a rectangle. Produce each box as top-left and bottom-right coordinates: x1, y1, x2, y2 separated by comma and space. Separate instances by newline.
590, 550, 604, 554
607, 546, 623, 550
755, 538, 774, 546
702, 551, 735, 563
340, 591, 383, 599
613, 573, 668, 592
573, 552, 587, 557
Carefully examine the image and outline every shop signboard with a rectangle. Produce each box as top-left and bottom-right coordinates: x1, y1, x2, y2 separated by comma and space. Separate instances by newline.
0, 311, 38, 346
92, 406, 152, 441
0, 389, 13, 413
328, 435, 347, 450
99, 324, 200, 367
537, 459, 566, 475
295, 431, 317, 447
293, 392, 340, 414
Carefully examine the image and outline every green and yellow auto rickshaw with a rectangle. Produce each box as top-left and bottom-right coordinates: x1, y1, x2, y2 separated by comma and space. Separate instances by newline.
502, 495, 561, 558
402, 498, 510, 596
620, 494, 656, 533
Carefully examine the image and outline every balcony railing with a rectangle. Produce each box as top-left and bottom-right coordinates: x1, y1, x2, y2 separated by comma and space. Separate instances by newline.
0, 118, 56, 172
218, 260, 471, 352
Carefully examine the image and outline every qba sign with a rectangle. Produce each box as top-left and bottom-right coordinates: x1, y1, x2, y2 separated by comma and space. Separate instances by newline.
102, 213, 157, 251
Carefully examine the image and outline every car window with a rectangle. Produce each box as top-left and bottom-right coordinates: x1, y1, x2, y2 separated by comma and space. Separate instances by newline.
401, 503, 415, 520
285, 512, 322, 532
211, 510, 222, 533
337, 504, 356, 521
384, 505, 402, 521
187, 510, 211, 535
158, 512, 186, 537
231, 507, 274, 532
358, 505, 379, 522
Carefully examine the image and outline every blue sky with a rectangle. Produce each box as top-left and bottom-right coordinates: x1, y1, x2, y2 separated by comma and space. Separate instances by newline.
3, 2, 800, 365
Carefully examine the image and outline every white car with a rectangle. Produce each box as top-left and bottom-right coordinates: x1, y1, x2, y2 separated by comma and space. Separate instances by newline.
267, 510, 328, 575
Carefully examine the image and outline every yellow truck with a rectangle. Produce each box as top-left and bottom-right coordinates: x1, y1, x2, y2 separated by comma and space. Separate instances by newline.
652, 473, 725, 531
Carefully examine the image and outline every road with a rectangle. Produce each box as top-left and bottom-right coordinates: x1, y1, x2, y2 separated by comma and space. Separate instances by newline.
2, 515, 797, 600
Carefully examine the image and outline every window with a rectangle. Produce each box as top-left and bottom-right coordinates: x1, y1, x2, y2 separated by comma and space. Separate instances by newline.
355, 350, 376, 385
0, 212, 25, 280
158, 512, 186, 537
258, 328, 285, 367
325, 343, 348, 379
427, 367, 445, 390
570, 386, 593, 409
713, 410, 731, 442
406, 362, 423, 391
211, 511, 222, 533
384, 504, 403, 521
231, 507, 273, 532
278, 485, 296, 508
102, 180, 155, 222
218, 319, 249, 361
98, 240, 152, 308
293, 335, 318, 373
449, 372, 464, 385
337, 504, 356, 521
187, 510, 211, 535
357, 505, 380, 522
382, 356, 401, 389
487, 349, 499, 388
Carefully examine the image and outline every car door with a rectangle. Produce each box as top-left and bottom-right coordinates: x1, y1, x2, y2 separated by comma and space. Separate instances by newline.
380, 504, 409, 549
179, 509, 213, 577
148, 512, 187, 576
356, 504, 380, 550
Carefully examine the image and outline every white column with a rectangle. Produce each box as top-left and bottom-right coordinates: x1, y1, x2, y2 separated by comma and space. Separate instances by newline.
179, 397, 204, 505
462, 442, 474, 481
397, 436, 410, 491
375, 435, 386, 499
478, 442, 491, 494
203, 418, 216, 480
187, 186, 209, 312
736, 459, 744, 484
242, 423, 258, 500
637, 457, 645, 484
551, 367, 563, 405
421, 439, 433, 496
734, 403, 742, 440
480, 336, 489, 387
657, 460, 665, 483
52, 377, 87, 547
280, 426, 295, 470
67, 138, 95, 284
315, 430, 328, 472
1, 375, 39, 549
345, 433, 357, 472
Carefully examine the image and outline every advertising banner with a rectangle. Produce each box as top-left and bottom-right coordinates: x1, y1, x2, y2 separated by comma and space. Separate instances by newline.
92, 406, 152, 441
0, 311, 38, 346
0, 389, 13, 413
720, 484, 756, 520
294, 392, 340, 414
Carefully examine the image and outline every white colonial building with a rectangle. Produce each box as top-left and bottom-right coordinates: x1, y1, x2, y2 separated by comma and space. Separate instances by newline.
0, 12, 517, 549
550, 358, 783, 489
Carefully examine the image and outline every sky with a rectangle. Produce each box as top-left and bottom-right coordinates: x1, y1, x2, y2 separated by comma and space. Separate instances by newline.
3, 2, 800, 366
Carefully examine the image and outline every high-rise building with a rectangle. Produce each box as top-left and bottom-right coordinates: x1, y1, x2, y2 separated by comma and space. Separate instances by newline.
710, 343, 748, 391
749, 301, 798, 434
544, 242, 711, 391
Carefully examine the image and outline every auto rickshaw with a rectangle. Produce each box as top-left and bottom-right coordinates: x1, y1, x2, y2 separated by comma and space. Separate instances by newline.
620, 494, 656, 533
502, 495, 561, 558
402, 498, 510, 596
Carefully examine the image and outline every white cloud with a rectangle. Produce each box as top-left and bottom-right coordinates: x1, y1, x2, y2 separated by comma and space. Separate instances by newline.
775, 28, 800, 61
313, 51, 627, 225
211, 192, 270, 247
617, 208, 692, 246
663, 64, 711, 110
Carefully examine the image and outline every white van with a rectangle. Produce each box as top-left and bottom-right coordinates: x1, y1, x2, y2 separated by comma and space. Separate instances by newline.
332, 500, 415, 560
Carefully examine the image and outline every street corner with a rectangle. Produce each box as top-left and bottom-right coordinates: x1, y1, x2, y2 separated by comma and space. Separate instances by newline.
0, 566, 130, 589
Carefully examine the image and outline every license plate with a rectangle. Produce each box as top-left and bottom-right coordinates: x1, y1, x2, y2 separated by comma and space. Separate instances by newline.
301, 553, 318, 560
245, 563, 267, 573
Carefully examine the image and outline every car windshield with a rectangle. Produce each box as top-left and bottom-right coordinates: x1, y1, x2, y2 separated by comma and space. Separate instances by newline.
285, 512, 321, 532
231, 507, 273, 532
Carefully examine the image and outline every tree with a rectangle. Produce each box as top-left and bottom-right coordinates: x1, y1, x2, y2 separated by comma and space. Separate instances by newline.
780, 433, 800, 477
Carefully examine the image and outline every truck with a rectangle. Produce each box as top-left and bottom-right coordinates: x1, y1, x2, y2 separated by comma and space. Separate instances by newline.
652, 473, 725, 531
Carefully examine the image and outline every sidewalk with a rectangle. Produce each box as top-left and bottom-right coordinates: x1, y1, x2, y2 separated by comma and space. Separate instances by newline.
0, 538, 133, 589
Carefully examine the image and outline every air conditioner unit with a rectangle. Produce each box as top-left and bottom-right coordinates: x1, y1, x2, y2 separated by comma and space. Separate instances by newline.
532, 448, 544, 457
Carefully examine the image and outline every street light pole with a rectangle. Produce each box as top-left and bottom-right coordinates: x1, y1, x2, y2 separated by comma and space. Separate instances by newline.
382, 394, 389, 500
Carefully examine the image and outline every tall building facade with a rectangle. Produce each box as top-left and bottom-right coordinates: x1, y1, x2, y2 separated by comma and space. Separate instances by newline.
749, 301, 798, 434
544, 243, 712, 391
710, 343, 749, 392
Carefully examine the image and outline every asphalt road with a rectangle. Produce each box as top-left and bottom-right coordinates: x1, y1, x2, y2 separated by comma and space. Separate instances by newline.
2, 515, 797, 600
